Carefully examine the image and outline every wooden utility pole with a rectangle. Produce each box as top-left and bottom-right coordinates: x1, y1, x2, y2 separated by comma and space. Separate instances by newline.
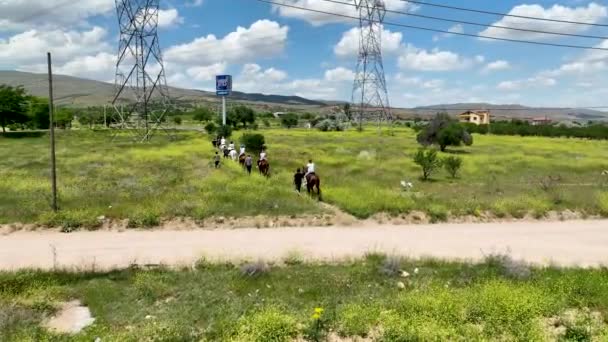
47, 52, 58, 212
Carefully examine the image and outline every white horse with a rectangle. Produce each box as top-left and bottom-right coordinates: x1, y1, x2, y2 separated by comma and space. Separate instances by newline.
229, 149, 237, 161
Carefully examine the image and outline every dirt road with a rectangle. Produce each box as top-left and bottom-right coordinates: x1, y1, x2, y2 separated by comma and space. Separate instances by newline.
1, 220, 607, 270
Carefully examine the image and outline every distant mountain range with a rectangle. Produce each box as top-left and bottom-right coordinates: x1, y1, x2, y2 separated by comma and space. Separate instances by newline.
1, 71, 607, 121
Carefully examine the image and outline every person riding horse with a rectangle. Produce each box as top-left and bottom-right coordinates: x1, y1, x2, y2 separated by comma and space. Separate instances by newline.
303, 159, 321, 199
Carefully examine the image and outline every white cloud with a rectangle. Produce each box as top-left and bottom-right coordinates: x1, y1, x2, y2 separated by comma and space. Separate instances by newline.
186, 0, 204, 7
324, 67, 355, 82
186, 63, 227, 81
479, 3, 607, 40
483, 60, 511, 73
165, 20, 289, 66
158, 9, 184, 28
0, 27, 110, 66
497, 76, 556, 91
398, 45, 482, 71
0, 0, 114, 31
241, 63, 288, 82
334, 26, 403, 58
433, 24, 464, 42
272, 0, 415, 26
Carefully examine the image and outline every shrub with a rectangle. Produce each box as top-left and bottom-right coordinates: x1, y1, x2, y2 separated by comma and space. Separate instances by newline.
240, 260, 270, 277
443, 156, 463, 178
484, 253, 532, 280
263, 119, 270, 128
337, 304, 379, 337
281, 113, 299, 128
233, 307, 298, 342
413, 149, 442, 181
192, 107, 214, 122
173, 117, 182, 125
597, 192, 608, 217
204, 122, 217, 135
216, 124, 232, 138
379, 311, 459, 341
316, 119, 333, 132
417, 113, 473, 151
240, 133, 266, 155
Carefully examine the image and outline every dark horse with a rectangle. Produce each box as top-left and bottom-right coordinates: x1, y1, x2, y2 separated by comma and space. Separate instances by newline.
239, 154, 246, 168
223, 148, 230, 159
258, 159, 270, 177
306, 173, 322, 200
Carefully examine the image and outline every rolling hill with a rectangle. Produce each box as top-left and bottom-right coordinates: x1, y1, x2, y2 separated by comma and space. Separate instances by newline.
1, 70, 607, 121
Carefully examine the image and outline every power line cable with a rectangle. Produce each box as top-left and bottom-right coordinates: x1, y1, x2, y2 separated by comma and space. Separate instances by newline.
321, 0, 608, 40
399, 0, 608, 27
260, 0, 608, 51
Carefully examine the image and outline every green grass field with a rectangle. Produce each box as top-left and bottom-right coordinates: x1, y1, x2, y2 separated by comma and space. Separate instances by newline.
2, 255, 608, 341
1, 127, 608, 227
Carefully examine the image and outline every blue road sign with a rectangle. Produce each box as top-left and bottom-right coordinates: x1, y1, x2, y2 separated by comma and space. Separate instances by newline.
216, 75, 232, 96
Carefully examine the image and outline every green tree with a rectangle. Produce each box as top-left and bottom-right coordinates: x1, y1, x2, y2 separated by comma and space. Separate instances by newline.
281, 113, 299, 129
28, 97, 49, 129
192, 107, 214, 122
443, 156, 463, 178
217, 124, 232, 138
0, 85, 29, 132
204, 122, 217, 135
417, 112, 473, 151
413, 149, 442, 181
53, 108, 74, 129
240, 133, 265, 154
343, 103, 352, 121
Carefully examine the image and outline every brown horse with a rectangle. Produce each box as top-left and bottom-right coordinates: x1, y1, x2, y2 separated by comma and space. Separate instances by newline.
239, 154, 246, 167
258, 159, 270, 177
306, 173, 322, 200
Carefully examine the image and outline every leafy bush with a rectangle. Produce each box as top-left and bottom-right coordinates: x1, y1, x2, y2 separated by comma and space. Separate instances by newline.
240, 260, 270, 277
417, 113, 473, 151
598, 192, 608, 217
0, 131, 46, 138
413, 149, 442, 181
379, 311, 459, 341
281, 113, 299, 129
337, 304, 379, 337
240, 133, 266, 154
192, 107, 214, 122
484, 253, 531, 280
233, 307, 298, 342
173, 117, 182, 125
316, 119, 345, 132
465, 120, 608, 140
216, 124, 232, 138
443, 156, 463, 178
262, 119, 270, 128
204, 122, 217, 135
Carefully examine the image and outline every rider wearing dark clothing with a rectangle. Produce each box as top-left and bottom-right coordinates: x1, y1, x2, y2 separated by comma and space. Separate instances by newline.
294, 168, 304, 192
214, 152, 221, 168
245, 155, 253, 174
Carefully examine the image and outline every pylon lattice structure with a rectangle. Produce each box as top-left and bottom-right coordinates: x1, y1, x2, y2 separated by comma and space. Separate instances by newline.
112, 0, 172, 141
351, 0, 393, 127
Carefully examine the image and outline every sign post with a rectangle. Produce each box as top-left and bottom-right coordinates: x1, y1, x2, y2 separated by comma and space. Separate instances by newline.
216, 75, 232, 126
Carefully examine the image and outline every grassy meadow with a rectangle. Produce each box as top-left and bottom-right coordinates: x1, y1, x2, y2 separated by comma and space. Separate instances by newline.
1, 255, 608, 341
1, 127, 608, 227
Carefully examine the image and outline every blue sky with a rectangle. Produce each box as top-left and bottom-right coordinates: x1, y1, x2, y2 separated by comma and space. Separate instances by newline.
1, 0, 608, 107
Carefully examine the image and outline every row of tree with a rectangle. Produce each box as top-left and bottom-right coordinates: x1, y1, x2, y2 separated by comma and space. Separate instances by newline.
463, 120, 608, 140
0, 85, 79, 132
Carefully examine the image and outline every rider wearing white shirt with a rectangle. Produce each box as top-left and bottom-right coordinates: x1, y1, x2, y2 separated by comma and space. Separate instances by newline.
220, 137, 226, 146
228, 142, 235, 151
239, 145, 246, 156
305, 159, 315, 178
260, 150, 267, 160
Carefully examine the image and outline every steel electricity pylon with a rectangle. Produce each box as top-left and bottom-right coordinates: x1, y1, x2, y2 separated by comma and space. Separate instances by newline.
351, 0, 393, 129
112, 0, 172, 141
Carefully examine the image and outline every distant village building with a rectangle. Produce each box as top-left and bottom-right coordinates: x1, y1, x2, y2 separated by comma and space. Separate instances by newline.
459, 110, 491, 125
531, 117, 552, 126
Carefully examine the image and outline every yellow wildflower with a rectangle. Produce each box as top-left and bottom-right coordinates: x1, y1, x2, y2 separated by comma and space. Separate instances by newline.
312, 312, 320, 320
314, 307, 324, 314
